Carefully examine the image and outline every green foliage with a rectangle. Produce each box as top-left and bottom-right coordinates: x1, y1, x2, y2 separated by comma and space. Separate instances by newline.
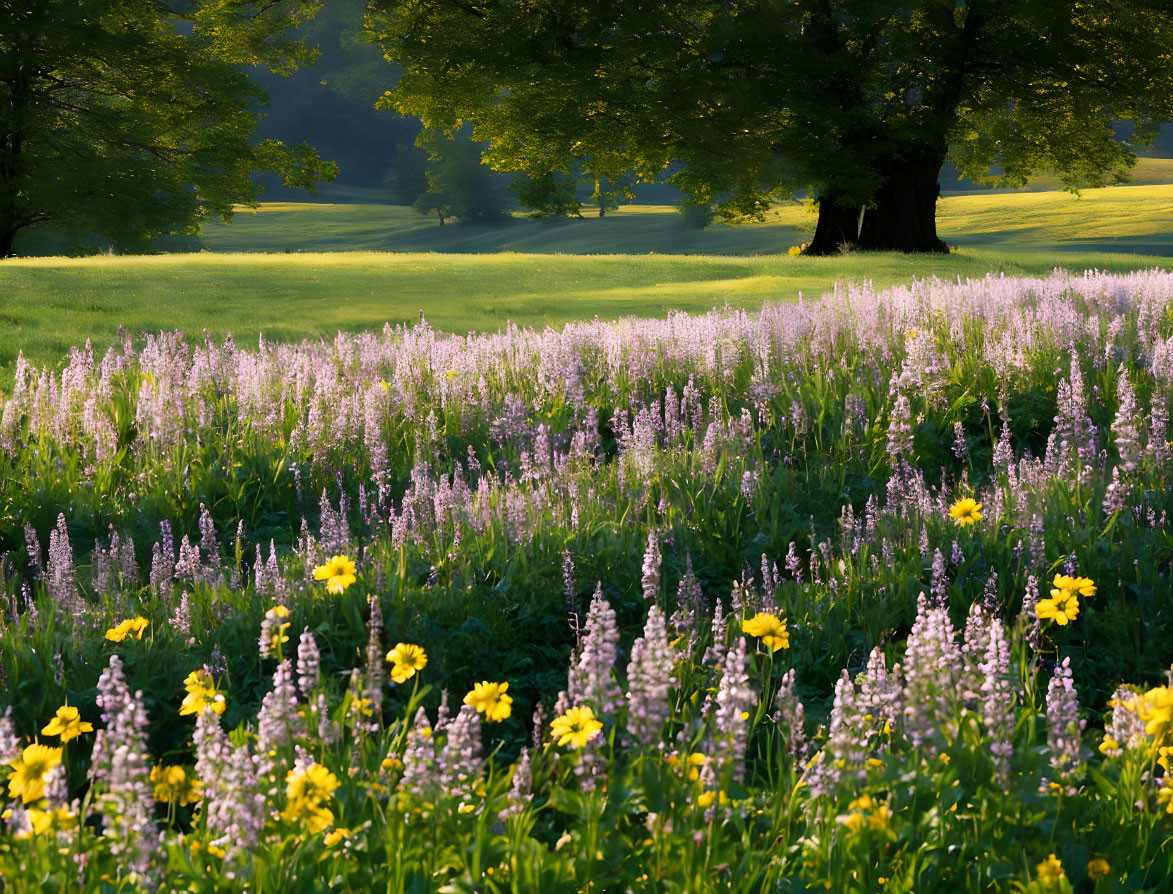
249, 0, 421, 191
0, 271, 1172, 887
383, 143, 430, 206
676, 199, 717, 231
0, 0, 337, 257
367, 0, 1173, 249
510, 172, 583, 219
6, 236, 1173, 394
387, 130, 512, 225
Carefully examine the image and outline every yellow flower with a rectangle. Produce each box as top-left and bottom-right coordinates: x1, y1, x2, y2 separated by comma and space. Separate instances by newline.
7, 743, 63, 804
1158, 746, 1173, 773
550, 705, 603, 750
14, 808, 55, 839
1051, 574, 1096, 599
283, 762, 341, 836
268, 623, 290, 650
272, 604, 291, 619
151, 765, 202, 806
696, 790, 728, 808
741, 612, 790, 652
842, 794, 890, 832
179, 669, 227, 717
284, 801, 336, 836
41, 706, 93, 743
948, 498, 982, 527
1138, 685, 1173, 741
104, 616, 148, 642
1098, 736, 1120, 757
1158, 781, 1173, 814
464, 681, 513, 722
324, 827, 351, 847
1035, 592, 1079, 625
381, 756, 403, 773
313, 555, 356, 594
1087, 857, 1110, 879
105, 623, 127, 642
286, 760, 342, 802
386, 643, 427, 684
349, 698, 374, 719
1036, 853, 1065, 888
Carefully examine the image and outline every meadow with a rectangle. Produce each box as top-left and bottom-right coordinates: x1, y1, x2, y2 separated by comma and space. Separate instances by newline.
3, 179, 1173, 388
0, 265, 1171, 891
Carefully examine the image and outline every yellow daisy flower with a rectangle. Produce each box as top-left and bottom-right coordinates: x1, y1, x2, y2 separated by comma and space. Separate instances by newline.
1036, 853, 1065, 888
948, 498, 982, 527
386, 643, 427, 684
282, 762, 341, 834
1035, 592, 1079, 625
1138, 685, 1173, 740
41, 705, 93, 743
179, 669, 227, 717
741, 612, 790, 651
464, 681, 513, 722
1051, 574, 1096, 599
150, 765, 202, 806
7, 743, 63, 804
104, 616, 148, 642
313, 555, 356, 594
549, 705, 603, 750
13, 808, 54, 839
324, 827, 351, 847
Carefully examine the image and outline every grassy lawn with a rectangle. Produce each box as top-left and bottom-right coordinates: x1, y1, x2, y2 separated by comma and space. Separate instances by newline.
170, 182, 1173, 256
939, 183, 1173, 255
1, 181, 1171, 388
1, 246, 1169, 389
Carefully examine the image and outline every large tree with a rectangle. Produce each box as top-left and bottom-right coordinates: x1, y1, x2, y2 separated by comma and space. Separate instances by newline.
0, 0, 338, 257
368, 0, 1173, 254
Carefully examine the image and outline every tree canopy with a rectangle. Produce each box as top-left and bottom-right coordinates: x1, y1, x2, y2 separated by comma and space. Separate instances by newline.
369, 0, 1173, 254
385, 130, 512, 224
0, 0, 337, 256
252, 0, 421, 192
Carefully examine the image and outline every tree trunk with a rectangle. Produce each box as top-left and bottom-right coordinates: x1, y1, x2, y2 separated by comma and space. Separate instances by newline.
857, 154, 948, 253
0, 220, 18, 259
803, 194, 862, 255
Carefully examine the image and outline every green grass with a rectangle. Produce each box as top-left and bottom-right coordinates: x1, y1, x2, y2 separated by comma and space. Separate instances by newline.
2, 182, 1172, 389
191, 201, 814, 255
1, 246, 1169, 390
939, 183, 1173, 255
180, 182, 1173, 256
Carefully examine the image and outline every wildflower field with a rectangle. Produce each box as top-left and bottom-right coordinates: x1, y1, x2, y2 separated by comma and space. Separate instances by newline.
1, 269, 1173, 891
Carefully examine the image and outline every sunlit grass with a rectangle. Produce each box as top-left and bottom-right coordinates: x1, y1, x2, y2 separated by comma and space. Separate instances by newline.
3, 181, 1172, 389
1, 246, 1169, 390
